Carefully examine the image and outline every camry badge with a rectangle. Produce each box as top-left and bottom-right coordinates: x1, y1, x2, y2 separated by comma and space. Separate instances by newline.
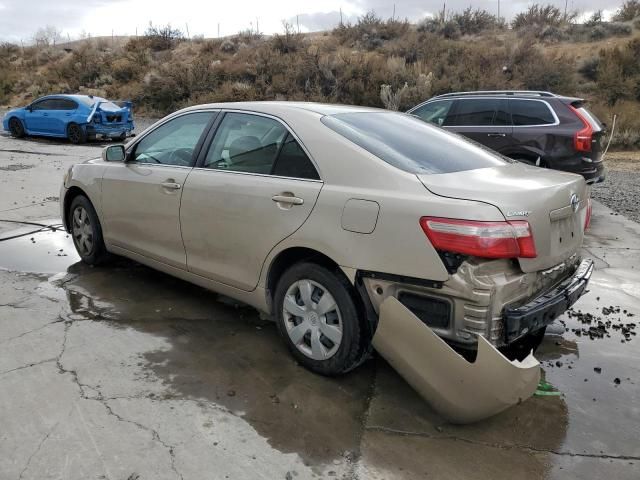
506, 210, 531, 217
570, 194, 580, 213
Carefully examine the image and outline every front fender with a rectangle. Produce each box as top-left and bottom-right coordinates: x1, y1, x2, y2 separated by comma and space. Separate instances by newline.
372, 297, 540, 424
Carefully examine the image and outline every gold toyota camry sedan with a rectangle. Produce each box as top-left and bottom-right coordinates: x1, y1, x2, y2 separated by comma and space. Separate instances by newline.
60, 102, 593, 378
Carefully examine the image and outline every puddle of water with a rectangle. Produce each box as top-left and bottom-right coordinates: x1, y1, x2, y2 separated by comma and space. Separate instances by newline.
0, 226, 79, 273
57, 261, 375, 464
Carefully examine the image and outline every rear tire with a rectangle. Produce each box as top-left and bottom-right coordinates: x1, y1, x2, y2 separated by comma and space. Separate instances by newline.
274, 262, 368, 376
8, 117, 25, 138
69, 195, 109, 265
67, 123, 87, 144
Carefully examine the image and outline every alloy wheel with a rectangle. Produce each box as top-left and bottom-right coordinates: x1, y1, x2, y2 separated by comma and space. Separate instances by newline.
283, 279, 343, 360
72, 205, 94, 256
68, 125, 81, 143
9, 118, 23, 137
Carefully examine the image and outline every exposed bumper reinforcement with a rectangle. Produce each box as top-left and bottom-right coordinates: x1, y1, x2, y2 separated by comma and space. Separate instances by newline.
372, 297, 540, 424
504, 258, 594, 343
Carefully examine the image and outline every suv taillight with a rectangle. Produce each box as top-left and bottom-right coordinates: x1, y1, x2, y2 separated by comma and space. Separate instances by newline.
570, 105, 593, 153
420, 217, 537, 259
585, 198, 592, 230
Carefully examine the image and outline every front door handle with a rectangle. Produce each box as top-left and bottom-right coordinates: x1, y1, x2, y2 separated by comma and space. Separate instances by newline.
161, 181, 182, 190
487, 133, 506, 137
272, 194, 304, 205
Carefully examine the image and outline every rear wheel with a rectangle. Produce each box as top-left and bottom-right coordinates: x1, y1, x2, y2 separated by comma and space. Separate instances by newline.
69, 195, 109, 265
8, 118, 25, 138
274, 262, 367, 376
67, 123, 86, 144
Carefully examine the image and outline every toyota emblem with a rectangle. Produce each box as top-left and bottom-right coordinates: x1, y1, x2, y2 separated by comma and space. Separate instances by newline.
570, 193, 580, 213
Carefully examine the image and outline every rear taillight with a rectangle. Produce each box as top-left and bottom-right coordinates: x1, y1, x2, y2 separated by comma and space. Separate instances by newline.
584, 198, 592, 230
420, 217, 537, 259
570, 105, 593, 153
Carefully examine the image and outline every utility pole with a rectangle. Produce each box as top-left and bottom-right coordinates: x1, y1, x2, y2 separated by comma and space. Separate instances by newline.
498, 0, 500, 22
297, 15, 300, 33
442, 2, 446, 22
564, 0, 568, 17
217, 23, 220, 38
185, 23, 190, 39
340, 8, 343, 26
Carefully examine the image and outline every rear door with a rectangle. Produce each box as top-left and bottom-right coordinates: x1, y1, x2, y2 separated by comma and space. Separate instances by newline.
444, 98, 513, 154
50, 98, 78, 135
180, 111, 323, 291
101, 111, 217, 269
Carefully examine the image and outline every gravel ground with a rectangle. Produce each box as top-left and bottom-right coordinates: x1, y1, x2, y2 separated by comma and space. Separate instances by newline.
591, 168, 640, 224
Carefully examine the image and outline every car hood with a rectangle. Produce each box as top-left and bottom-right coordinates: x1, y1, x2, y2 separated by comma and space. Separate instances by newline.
417, 163, 588, 273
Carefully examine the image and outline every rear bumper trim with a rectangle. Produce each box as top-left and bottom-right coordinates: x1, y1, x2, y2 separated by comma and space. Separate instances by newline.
503, 258, 594, 342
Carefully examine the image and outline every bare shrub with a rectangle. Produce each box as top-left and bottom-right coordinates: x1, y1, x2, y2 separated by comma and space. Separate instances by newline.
380, 83, 407, 110
612, 0, 640, 21
143, 23, 184, 51
512, 4, 576, 29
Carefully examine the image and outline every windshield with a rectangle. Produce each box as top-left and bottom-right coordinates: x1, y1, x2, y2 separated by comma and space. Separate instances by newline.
321, 112, 508, 174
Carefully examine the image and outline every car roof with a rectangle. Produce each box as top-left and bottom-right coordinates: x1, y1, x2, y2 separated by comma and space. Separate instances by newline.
427, 91, 581, 103
35, 94, 107, 102
179, 101, 386, 117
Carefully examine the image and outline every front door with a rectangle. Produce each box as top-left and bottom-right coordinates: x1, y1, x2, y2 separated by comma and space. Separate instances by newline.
180, 112, 323, 291
24, 98, 58, 134
101, 111, 216, 269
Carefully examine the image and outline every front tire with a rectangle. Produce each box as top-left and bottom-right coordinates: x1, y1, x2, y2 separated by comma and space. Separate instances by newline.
8, 117, 25, 138
69, 195, 109, 265
274, 262, 367, 376
67, 123, 87, 144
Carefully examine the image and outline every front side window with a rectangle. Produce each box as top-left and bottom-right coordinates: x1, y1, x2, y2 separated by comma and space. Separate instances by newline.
510, 100, 556, 126
203, 113, 288, 174
321, 112, 508, 174
132, 112, 214, 166
410, 100, 454, 127
31, 99, 58, 111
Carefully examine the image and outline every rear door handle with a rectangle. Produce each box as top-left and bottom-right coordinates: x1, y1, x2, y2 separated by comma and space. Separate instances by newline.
272, 194, 304, 205
161, 182, 182, 190
487, 133, 506, 137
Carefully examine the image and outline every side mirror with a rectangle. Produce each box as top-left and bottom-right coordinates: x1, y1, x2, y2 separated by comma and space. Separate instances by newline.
102, 144, 125, 162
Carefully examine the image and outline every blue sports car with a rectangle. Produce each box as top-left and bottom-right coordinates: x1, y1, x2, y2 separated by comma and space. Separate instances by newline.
2, 94, 134, 144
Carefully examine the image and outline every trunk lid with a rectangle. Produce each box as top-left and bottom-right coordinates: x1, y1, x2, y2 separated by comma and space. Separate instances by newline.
418, 163, 588, 273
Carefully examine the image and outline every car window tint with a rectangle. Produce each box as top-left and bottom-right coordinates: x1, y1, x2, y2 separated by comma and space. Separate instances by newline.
493, 99, 510, 125
133, 112, 213, 166
272, 134, 320, 180
447, 99, 498, 126
57, 99, 77, 110
203, 113, 287, 174
510, 100, 555, 126
410, 100, 453, 127
31, 99, 58, 111
321, 112, 507, 174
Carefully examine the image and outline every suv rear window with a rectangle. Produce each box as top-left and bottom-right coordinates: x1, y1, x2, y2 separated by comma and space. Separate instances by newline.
321, 112, 508, 174
510, 99, 556, 126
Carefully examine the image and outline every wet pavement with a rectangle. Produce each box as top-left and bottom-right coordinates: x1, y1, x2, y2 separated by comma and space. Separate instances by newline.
1, 133, 640, 479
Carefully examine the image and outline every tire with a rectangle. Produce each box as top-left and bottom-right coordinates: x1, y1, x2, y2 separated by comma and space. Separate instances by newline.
274, 262, 368, 376
69, 195, 109, 265
67, 123, 87, 144
8, 117, 25, 138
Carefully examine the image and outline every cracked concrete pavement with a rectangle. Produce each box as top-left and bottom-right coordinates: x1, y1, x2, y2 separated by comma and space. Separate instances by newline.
1, 130, 639, 479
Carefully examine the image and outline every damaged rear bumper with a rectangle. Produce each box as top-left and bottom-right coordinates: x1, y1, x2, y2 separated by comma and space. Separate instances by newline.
372, 297, 540, 424
504, 259, 593, 343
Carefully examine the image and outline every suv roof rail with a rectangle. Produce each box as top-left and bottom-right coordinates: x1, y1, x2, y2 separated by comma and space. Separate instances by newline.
434, 90, 557, 98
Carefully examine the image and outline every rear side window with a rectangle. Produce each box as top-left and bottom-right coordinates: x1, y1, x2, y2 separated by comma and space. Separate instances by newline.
410, 100, 454, 127
56, 99, 78, 110
272, 133, 320, 180
510, 100, 556, 126
447, 99, 509, 126
321, 112, 508, 174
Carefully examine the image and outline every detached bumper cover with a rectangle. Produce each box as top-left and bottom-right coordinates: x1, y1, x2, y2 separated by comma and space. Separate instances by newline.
504, 259, 594, 343
373, 297, 540, 424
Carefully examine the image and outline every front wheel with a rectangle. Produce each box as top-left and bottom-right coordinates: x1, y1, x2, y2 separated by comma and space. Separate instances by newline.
274, 262, 368, 376
69, 195, 109, 265
8, 117, 25, 138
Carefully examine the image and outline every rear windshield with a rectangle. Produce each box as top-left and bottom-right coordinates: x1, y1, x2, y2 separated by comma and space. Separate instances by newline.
75, 96, 120, 110
321, 112, 508, 174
